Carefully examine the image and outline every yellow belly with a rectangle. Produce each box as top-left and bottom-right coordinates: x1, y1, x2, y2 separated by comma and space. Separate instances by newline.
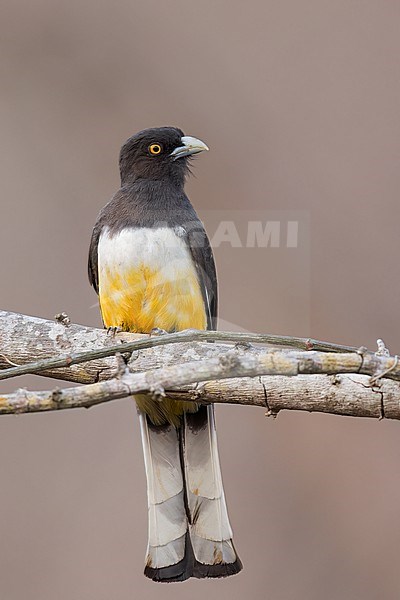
99, 264, 207, 333
99, 262, 207, 426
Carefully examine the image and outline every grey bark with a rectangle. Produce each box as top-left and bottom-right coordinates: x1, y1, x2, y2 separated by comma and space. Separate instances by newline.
0, 310, 398, 421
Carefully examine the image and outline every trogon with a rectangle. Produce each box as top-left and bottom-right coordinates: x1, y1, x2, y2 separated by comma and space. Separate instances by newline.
88, 127, 242, 582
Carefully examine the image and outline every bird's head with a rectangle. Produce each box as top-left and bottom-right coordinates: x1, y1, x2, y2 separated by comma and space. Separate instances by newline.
119, 127, 209, 186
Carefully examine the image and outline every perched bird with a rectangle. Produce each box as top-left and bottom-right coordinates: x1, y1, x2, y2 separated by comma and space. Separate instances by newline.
88, 127, 242, 582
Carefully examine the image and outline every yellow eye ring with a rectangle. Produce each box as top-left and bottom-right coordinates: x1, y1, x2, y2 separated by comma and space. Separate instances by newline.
149, 143, 162, 155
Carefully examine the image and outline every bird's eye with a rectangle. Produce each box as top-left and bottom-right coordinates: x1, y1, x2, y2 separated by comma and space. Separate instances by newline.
149, 143, 162, 156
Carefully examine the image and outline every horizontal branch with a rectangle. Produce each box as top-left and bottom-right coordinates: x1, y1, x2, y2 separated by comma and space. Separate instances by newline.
0, 312, 398, 385
1, 310, 399, 421
1, 351, 400, 420
0, 310, 361, 384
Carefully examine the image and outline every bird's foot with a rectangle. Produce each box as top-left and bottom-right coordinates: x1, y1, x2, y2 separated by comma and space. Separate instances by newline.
150, 327, 168, 336
107, 326, 122, 338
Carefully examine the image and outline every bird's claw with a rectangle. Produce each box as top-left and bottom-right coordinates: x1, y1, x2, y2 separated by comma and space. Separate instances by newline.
107, 326, 122, 337
150, 327, 168, 336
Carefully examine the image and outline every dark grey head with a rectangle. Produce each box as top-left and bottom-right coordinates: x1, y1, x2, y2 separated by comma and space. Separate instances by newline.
119, 126, 209, 186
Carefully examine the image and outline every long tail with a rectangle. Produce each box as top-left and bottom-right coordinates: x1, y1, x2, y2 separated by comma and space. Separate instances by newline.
139, 405, 242, 582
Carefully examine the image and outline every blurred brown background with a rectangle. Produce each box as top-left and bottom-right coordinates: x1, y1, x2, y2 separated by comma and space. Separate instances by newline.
1, 1, 400, 599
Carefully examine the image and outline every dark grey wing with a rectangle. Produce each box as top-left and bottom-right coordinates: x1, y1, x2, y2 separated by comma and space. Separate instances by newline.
88, 220, 102, 295
184, 224, 218, 331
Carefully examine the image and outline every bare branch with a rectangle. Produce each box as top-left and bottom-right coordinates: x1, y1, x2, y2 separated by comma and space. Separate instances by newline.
1, 353, 400, 421
0, 310, 361, 383
1, 310, 400, 422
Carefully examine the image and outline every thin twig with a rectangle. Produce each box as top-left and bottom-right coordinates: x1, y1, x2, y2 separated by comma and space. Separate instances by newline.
0, 353, 19, 367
